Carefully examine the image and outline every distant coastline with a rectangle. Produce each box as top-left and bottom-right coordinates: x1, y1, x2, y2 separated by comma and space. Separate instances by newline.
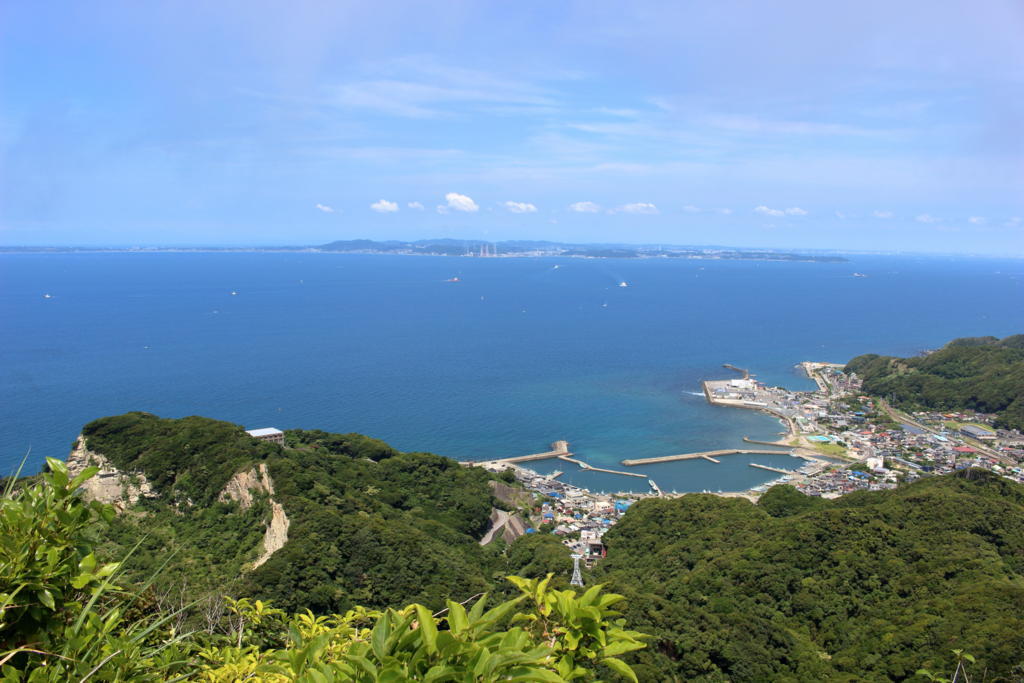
0, 238, 848, 263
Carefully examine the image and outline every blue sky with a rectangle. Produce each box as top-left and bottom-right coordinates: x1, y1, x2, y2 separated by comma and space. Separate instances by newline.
2, 1, 1022, 254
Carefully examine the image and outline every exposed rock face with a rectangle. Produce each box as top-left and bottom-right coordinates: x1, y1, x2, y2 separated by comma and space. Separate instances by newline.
218, 463, 275, 510
254, 500, 290, 568
66, 435, 157, 512
218, 463, 290, 568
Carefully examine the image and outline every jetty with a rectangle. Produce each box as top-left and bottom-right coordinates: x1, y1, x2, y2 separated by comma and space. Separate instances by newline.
742, 436, 792, 448
621, 448, 792, 466
749, 463, 797, 475
723, 363, 750, 379
557, 454, 646, 479
492, 440, 571, 463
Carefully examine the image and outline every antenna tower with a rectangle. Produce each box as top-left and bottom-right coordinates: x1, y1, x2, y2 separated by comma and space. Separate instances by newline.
570, 554, 584, 587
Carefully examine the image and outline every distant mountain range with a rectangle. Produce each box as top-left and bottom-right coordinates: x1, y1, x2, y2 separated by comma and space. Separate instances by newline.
0, 239, 848, 262
317, 239, 849, 262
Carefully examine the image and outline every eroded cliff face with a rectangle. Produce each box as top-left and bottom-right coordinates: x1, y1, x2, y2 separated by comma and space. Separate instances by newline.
218, 462, 275, 510
218, 463, 290, 568
66, 437, 291, 569
255, 500, 290, 568
66, 435, 157, 512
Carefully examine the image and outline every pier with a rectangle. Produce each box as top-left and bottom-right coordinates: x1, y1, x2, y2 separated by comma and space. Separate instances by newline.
742, 436, 793, 448
492, 440, 571, 463
749, 463, 797, 475
621, 448, 793, 466
557, 455, 647, 478
723, 363, 750, 379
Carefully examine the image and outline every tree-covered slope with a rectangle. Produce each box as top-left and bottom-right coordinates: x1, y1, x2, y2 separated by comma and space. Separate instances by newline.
596, 471, 1024, 681
845, 334, 1024, 429
80, 413, 508, 614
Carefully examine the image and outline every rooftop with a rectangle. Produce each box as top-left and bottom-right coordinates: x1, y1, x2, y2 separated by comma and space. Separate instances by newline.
246, 427, 283, 437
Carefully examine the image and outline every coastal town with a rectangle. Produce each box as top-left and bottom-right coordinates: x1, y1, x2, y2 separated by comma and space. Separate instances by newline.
473, 361, 1024, 561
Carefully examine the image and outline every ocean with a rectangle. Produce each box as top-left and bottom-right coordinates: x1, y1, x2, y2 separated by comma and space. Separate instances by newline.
2, 252, 1022, 493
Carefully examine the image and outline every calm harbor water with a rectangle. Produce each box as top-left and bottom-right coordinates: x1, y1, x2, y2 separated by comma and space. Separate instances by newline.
2, 252, 1022, 492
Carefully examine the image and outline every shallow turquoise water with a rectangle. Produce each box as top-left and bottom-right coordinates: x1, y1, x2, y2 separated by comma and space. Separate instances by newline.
2, 252, 1021, 492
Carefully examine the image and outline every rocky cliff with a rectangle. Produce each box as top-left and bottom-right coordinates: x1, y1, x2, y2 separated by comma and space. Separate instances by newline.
218, 463, 290, 567
66, 435, 157, 512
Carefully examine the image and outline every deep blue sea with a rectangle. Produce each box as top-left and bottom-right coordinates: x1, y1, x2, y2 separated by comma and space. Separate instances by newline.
2, 252, 1022, 493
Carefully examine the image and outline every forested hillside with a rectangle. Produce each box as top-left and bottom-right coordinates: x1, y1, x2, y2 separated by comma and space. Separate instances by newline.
595, 471, 1024, 680
80, 413, 538, 614
30, 411, 1024, 680
845, 334, 1024, 429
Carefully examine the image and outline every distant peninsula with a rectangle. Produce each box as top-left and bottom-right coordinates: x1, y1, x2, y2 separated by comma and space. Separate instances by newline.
1, 238, 848, 262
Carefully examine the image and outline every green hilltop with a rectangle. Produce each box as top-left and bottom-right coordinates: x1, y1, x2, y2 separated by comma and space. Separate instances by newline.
846, 334, 1024, 430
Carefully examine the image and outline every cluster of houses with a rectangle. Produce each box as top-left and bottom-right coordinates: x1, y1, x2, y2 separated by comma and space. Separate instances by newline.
793, 402, 1024, 496
478, 462, 635, 563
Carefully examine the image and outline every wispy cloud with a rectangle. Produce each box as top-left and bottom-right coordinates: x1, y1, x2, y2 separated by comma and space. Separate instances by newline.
916, 213, 939, 223
504, 201, 537, 213
407, 201, 424, 210
568, 201, 602, 213
615, 202, 659, 215
315, 203, 335, 213
709, 115, 889, 138
872, 210, 894, 219
370, 199, 399, 213
968, 216, 986, 224
755, 205, 807, 217
682, 205, 701, 213
327, 59, 556, 119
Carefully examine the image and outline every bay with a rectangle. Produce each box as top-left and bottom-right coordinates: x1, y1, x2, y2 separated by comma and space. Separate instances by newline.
2, 252, 1021, 493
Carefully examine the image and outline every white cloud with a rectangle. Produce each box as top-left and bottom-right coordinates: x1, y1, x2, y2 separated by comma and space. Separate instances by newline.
315, 203, 335, 213
444, 192, 479, 212
915, 213, 939, 223
872, 210, 894, 219
1006, 217, 1022, 227
835, 211, 847, 219
682, 205, 701, 213
436, 205, 449, 214
716, 208, 733, 215
370, 199, 399, 213
968, 216, 985, 224
568, 201, 602, 213
504, 201, 537, 214
755, 205, 807, 217
617, 202, 659, 215
407, 201, 425, 210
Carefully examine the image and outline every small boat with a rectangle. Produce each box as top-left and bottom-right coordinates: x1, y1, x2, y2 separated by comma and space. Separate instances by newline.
42, 293, 53, 299
852, 272, 867, 278
618, 281, 628, 288
445, 276, 460, 282
230, 291, 238, 296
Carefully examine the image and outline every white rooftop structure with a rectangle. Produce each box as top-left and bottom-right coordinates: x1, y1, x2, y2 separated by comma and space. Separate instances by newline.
247, 427, 283, 437
246, 427, 285, 444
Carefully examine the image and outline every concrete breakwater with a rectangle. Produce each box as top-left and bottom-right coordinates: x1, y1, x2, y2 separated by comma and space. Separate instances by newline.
621, 448, 794, 466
